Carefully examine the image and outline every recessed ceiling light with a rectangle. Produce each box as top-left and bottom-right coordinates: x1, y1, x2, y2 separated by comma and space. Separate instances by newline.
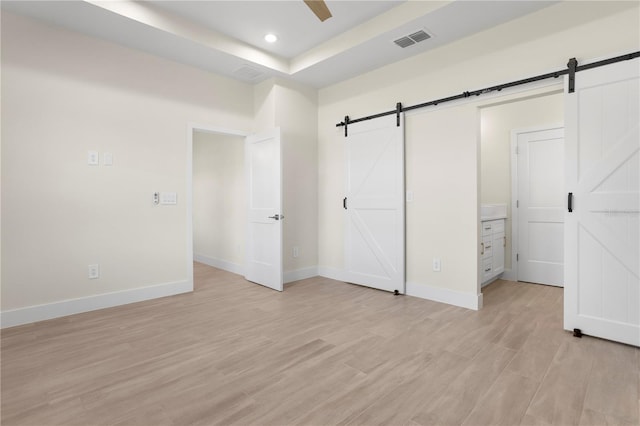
264, 34, 278, 43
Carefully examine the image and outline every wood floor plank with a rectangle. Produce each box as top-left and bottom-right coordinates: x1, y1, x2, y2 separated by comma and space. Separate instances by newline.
578, 408, 639, 426
411, 343, 517, 425
346, 350, 470, 426
1, 264, 638, 426
524, 338, 594, 425
506, 333, 562, 382
461, 370, 539, 426
581, 337, 639, 424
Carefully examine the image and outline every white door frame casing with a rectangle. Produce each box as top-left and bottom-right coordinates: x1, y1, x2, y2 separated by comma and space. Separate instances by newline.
510, 124, 564, 283
186, 123, 250, 287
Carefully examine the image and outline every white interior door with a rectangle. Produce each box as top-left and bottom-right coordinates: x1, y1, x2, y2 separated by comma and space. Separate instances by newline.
245, 128, 283, 291
564, 58, 639, 346
345, 114, 405, 293
517, 127, 565, 286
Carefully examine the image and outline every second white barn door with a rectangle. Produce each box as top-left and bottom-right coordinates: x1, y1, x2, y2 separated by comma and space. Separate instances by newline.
516, 127, 565, 286
564, 58, 639, 346
344, 114, 405, 294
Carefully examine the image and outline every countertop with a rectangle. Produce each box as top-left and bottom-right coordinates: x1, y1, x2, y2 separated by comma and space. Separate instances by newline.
481, 215, 507, 221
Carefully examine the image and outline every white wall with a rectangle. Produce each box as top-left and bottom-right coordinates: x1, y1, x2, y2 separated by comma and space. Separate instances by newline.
318, 1, 639, 309
480, 92, 564, 271
405, 104, 479, 302
275, 81, 319, 276
193, 132, 245, 272
1, 13, 255, 325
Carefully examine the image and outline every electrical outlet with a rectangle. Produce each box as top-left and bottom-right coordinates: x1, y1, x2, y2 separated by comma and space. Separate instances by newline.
293, 246, 299, 258
432, 258, 441, 272
88, 264, 100, 279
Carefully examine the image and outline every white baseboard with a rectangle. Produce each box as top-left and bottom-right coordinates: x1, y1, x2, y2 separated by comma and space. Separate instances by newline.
194, 255, 318, 284
318, 267, 482, 311
482, 275, 501, 288
406, 281, 483, 310
194, 254, 244, 276
500, 268, 517, 282
482, 269, 516, 287
317, 266, 351, 283
284, 267, 318, 283
1, 280, 192, 329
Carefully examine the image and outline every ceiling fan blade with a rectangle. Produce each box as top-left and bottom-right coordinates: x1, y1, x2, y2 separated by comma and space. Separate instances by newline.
303, 0, 332, 22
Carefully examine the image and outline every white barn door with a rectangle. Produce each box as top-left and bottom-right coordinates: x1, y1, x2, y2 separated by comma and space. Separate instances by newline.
345, 114, 405, 294
245, 128, 283, 291
564, 58, 639, 346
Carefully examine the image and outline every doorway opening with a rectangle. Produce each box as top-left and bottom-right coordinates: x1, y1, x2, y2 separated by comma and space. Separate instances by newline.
186, 124, 285, 292
479, 89, 564, 292
187, 124, 249, 290
192, 130, 246, 279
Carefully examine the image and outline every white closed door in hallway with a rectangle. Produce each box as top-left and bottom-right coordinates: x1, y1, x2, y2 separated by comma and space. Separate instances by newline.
517, 127, 565, 287
244, 128, 283, 291
564, 58, 639, 346
344, 114, 405, 294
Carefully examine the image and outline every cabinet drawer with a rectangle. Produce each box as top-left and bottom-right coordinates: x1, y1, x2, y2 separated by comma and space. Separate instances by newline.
481, 235, 493, 259
482, 222, 494, 236
492, 220, 505, 234
482, 219, 504, 236
482, 259, 493, 278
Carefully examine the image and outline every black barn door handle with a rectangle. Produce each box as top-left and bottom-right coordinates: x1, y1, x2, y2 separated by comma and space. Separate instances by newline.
343, 197, 347, 210
568, 192, 573, 212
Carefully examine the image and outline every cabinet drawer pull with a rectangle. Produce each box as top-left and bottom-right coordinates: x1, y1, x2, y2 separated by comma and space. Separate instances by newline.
484, 267, 491, 272
481, 242, 484, 255
503, 236, 506, 247
486, 244, 491, 249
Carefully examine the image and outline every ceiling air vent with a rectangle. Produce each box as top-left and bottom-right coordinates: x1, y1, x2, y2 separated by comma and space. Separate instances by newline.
394, 36, 415, 48
394, 30, 431, 48
408, 30, 430, 43
233, 65, 264, 81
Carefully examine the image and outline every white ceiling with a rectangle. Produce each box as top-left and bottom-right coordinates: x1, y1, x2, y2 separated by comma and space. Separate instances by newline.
1, 0, 557, 88
152, 1, 404, 59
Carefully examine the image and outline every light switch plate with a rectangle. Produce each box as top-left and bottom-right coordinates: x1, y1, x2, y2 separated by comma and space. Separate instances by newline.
160, 192, 177, 205
88, 151, 99, 166
103, 152, 113, 166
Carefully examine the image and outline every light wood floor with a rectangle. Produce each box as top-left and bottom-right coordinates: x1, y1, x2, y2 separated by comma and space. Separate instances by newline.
2, 263, 638, 425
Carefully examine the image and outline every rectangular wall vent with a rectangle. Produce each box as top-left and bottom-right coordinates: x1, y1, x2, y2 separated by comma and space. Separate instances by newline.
394, 30, 431, 48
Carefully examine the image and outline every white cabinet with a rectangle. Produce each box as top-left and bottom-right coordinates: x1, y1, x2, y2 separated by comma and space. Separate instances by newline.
481, 219, 505, 285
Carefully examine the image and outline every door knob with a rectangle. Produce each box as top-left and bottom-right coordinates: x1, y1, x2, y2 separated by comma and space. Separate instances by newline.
268, 214, 284, 220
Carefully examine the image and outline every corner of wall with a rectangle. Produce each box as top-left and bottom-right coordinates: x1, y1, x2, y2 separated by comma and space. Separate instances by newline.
253, 79, 277, 133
